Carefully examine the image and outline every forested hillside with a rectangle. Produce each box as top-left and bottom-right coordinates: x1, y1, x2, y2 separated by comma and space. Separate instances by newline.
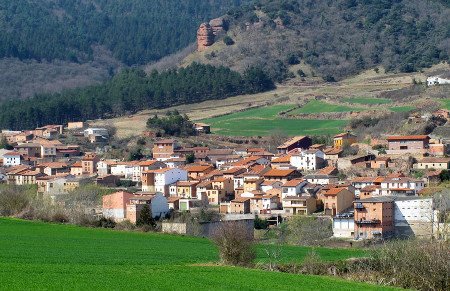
0, 0, 246, 100
194, 0, 450, 81
0, 0, 245, 65
0, 63, 274, 130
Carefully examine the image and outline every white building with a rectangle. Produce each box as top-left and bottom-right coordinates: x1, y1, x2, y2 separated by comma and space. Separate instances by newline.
111, 162, 135, 180
290, 149, 325, 171
154, 168, 188, 193
3, 152, 21, 166
83, 128, 109, 138
281, 179, 307, 199
304, 174, 338, 185
427, 75, 450, 86
333, 217, 355, 238
379, 177, 424, 196
394, 197, 435, 238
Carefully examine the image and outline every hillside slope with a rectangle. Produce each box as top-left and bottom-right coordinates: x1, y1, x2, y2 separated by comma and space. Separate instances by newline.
0, 0, 247, 100
184, 0, 450, 81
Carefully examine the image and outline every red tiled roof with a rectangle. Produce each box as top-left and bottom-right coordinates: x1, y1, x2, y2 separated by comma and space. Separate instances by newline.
282, 179, 304, 187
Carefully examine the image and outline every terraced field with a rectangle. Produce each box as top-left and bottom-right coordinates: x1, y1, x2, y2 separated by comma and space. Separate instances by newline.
342, 97, 392, 105
202, 104, 347, 136
290, 100, 365, 114
0, 218, 392, 290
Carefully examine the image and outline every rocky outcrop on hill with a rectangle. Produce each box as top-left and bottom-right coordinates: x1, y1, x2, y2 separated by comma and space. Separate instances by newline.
209, 17, 226, 35
197, 23, 215, 51
197, 17, 228, 51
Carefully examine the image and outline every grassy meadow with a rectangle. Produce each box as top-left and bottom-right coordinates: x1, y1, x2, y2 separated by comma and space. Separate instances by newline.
342, 97, 392, 105
202, 104, 347, 136
0, 218, 392, 290
290, 100, 364, 114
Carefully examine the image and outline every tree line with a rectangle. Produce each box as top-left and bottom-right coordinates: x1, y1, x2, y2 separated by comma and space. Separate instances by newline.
0, 63, 274, 130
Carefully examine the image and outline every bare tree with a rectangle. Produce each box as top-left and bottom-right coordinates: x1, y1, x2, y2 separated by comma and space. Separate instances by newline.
212, 221, 256, 267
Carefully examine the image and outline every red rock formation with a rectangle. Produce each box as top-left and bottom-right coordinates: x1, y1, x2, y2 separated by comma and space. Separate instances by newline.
209, 17, 225, 35
197, 23, 214, 52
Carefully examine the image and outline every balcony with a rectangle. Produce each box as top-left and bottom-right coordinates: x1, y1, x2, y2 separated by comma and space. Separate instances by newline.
356, 218, 380, 224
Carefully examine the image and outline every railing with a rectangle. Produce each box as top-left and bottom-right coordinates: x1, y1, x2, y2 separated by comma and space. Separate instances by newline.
354, 203, 364, 209
356, 219, 380, 224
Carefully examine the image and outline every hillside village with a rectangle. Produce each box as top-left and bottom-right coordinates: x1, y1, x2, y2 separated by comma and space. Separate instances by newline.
1, 111, 449, 241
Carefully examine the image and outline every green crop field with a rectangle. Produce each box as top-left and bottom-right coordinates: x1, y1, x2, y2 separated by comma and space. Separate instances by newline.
0, 218, 391, 290
342, 97, 392, 105
202, 104, 347, 136
290, 100, 365, 114
390, 106, 415, 112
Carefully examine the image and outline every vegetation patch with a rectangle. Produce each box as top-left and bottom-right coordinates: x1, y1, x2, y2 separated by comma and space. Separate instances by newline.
441, 99, 450, 110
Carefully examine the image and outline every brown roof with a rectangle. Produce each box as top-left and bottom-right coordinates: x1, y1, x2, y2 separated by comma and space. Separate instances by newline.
264, 169, 295, 177
419, 157, 450, 163
277, 136, 308, 149
386, 135, 429, 141
71, 161, 82, 167
334, 132, 356, 138
154, 139, 176, 144
232, 197, 250, 203
324, 148, 342, 155
176, 181, 199, 187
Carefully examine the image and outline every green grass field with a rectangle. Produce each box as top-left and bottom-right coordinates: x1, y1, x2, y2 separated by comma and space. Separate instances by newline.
290, 100, 364, 114
390, 106, 415, 112
0, 218, 391, 290
342, 97, 392, 105
441, 99, 450, 110
202, 104, 347, 136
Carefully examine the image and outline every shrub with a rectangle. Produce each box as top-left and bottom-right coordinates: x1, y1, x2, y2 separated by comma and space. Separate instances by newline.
0, 186, 31, 216
285, 216, 332, 246
96, 217, 116, 228
223, 35, 235, 45
371, 240, 449, 291
254, 216, 269, 229
212, 221, 256, 267
51, 212, 69, 223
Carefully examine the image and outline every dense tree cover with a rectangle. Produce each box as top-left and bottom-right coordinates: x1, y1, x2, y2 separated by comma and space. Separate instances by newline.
0, 0, 247, 65
220, 0, 450, 80
0, 63, 274, 130
146, 110, 196, 137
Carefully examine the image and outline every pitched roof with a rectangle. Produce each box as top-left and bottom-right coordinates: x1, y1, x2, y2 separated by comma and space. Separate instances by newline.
318, 166, 337, 175
271, 155, 291, 163
418, 157, 450, 163
282, 179, 305, 187
324, 187, 346, 196
185, 165, 213, 172
277, 136, 308, 149
263, 168, 295, 177
386, 135, 429, 141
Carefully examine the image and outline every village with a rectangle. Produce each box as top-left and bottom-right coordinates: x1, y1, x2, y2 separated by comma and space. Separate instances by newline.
0, 110, 449, 242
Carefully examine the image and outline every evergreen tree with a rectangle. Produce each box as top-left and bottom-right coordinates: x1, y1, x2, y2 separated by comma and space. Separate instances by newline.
136, 204, 156, 227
